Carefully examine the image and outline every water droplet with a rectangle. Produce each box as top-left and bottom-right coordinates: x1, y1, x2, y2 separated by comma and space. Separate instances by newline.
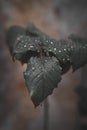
51, 41, 53, 44
20, 35, 23, 38
24, 45, 27, 47
59, 50, 61, 53
32, 67, 35, 70
37, 75, 40, 78
17, 37, 20, 40
64, 48, 66, 51
37, 50, 40, 52
71, 46, 73, 49
30, 45, 34, 48
49, 49, 52, 52
54, 48, 56, 51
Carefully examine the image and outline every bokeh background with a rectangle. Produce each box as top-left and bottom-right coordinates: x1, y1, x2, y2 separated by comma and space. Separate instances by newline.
0, 0, 87, 130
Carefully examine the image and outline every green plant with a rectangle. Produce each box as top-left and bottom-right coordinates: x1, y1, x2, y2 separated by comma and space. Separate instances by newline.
6, 23, 87, 106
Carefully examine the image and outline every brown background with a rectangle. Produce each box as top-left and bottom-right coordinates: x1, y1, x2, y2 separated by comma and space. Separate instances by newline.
0, 0, 87, 130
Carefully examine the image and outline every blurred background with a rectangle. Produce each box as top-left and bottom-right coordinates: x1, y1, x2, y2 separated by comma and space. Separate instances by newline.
0, 0, 87, 130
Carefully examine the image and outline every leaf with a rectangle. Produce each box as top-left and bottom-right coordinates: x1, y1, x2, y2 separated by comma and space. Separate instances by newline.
24, 56, 61, 106
26, 23, 49, 39
44, 36, 87, 71
43, 38, 71, 73
6, 24, 87, 106
68, 34, 87, 43
70, 42, 87, 71
68, 34, 87, 70
6, 25, 25, 55
13, 35, 42, 63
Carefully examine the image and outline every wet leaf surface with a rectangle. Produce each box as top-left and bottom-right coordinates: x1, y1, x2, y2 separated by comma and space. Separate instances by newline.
24, 57, 61, 106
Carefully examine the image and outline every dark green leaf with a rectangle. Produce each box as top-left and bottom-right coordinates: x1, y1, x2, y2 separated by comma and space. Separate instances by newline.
44, 36, 87, 71
44, 38, 71, 73
6, 24, 87, 106
68, 34, 87, 70
26, 23, 49, 39
13, 35, 42, 63
6, 25, 25, 55
68, 34, 87, 43
24, 56, 61, 106
70, 43, 87, 71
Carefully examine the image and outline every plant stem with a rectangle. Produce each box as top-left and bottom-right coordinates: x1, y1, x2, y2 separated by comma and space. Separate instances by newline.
43, 99, 49, 130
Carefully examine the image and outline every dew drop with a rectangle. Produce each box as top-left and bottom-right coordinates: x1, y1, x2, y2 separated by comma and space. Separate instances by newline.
49, 49, 52, 52
17, 37, 20, 40
37, 50, 40, 52
63, 58, 65, 61
24, 45, 27, 47
45, 60, 47, 62
64, 48, 66, 51
20, 35, 23, 38
71, 46, 73, 49
32, 67, 35, 70
54, 48, 57, 51
51, 41, 53, 44
30, 45, 34, 48
59, 50, 61, 53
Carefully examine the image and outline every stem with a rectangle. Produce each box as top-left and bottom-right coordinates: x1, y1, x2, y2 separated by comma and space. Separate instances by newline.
43, 99, 49, 130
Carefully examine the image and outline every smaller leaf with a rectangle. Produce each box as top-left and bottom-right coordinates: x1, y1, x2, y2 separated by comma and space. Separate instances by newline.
70, 43, 87, 71
24, 56, 61, 106
68, 34, 87, 70
68, 34, 87, 43
6, 25, 25, 55
26, 23, 49, 39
